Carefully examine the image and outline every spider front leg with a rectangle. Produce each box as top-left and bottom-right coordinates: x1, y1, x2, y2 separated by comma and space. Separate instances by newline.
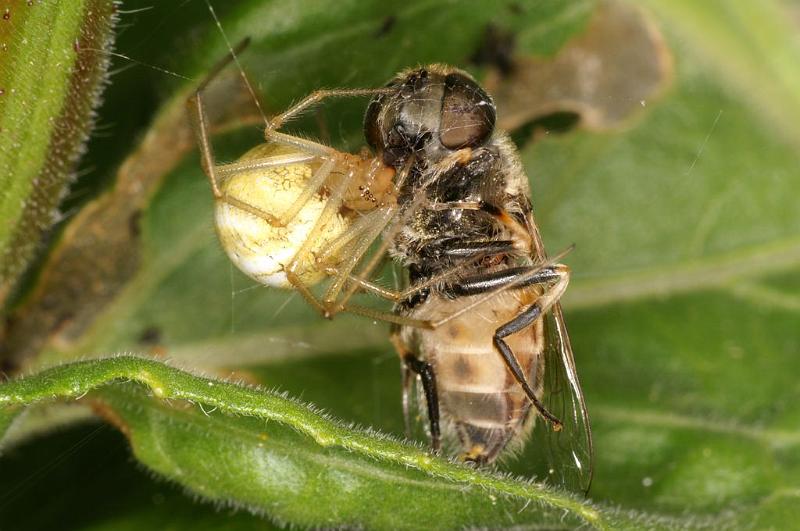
190, 87, 340, 230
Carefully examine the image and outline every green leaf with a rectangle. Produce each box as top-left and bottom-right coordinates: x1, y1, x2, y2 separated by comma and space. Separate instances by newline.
2, 0, 799, 528
0, 356, 617, 529
0, 0, 116, 299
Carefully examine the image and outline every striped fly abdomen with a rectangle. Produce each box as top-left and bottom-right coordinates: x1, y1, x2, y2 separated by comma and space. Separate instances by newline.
400, 289, 545, 463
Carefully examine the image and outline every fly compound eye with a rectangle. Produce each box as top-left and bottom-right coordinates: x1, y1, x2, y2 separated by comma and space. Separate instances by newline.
439, 73, 496, 149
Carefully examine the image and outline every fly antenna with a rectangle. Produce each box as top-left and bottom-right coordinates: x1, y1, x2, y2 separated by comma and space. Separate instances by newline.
203, 0, 269, 127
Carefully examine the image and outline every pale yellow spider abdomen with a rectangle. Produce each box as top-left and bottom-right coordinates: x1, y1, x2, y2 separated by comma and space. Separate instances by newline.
214, 143, 349, 289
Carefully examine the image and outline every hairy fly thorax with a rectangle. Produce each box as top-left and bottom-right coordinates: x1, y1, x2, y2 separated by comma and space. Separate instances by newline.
363, 65, 531, 272
392, 135, 534, 278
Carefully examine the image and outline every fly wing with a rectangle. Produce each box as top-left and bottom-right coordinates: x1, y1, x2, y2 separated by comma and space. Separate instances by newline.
534, 302, 594, 493
523, 207, 593, 493
405, 368, 433, 443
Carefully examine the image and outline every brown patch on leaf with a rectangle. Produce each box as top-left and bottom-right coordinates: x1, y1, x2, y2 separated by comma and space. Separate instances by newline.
137, 326, 162, 346
484, 0, 674, 134
219, 368, 264, 387
374, 15, 397, 38
89, 398, 131, 438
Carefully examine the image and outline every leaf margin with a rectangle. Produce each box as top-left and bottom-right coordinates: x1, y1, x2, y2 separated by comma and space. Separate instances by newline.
0, 355, 618, 528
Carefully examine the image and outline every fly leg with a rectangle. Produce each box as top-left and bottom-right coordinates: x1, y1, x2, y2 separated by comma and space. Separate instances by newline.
333, 243, 569, 330
391, 333, 441, 452
493, 304, 562, 430
340, 239, 521, 304
450, 265, 563, 297
405, 355, 441, 452
488, 265, 570, 430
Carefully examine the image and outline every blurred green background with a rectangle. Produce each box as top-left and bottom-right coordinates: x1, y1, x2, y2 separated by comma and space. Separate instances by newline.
2, 0, 800, 528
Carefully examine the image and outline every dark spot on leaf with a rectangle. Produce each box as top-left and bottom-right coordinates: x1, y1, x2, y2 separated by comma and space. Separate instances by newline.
507, 2, 523, 15
128, 209, 141, 237
0, 354, 17, 375
90, 400, 132, 437
509, 111, 581, 147
137, 326, 162, 345
375, 15, 396, 38
470, 24, 516, 77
